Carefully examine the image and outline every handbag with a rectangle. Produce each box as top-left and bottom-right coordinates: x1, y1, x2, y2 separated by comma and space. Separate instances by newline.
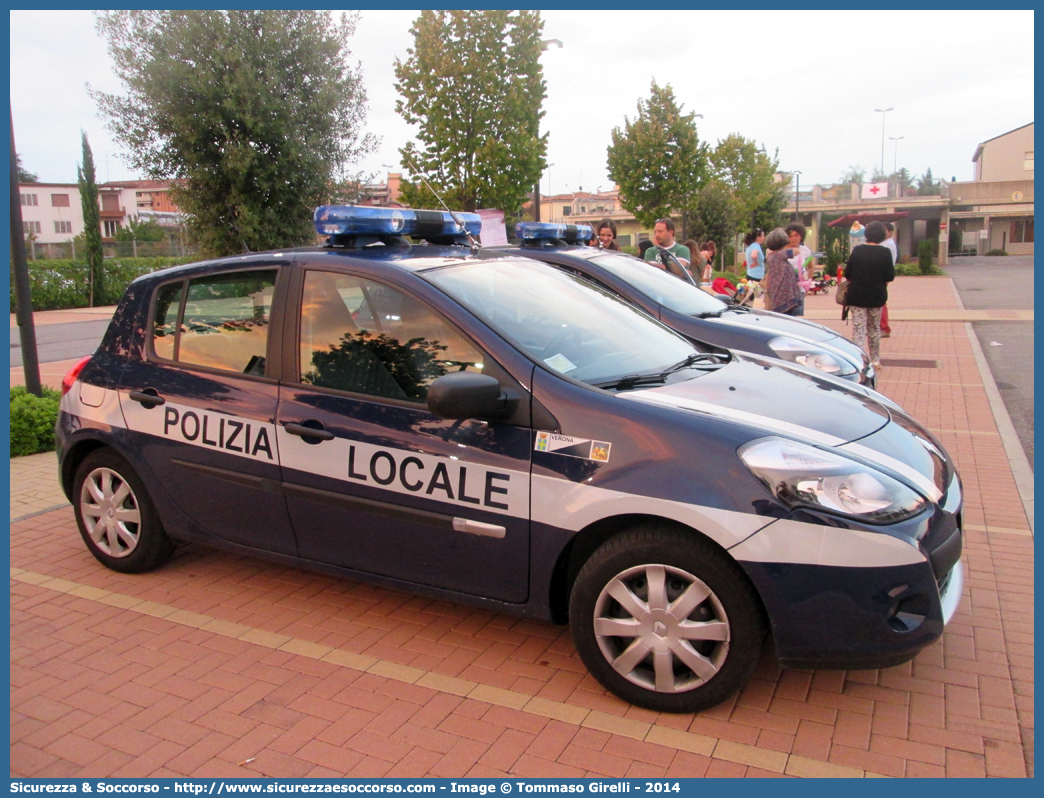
835, 280, 849, 305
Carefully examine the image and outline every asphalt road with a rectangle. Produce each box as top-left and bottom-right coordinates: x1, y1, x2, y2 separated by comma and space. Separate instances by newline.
943, 255, 1034, 469
9, 319, 111, 369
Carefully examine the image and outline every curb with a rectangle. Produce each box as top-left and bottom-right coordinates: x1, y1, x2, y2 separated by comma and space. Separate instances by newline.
964, 323, 1034, 534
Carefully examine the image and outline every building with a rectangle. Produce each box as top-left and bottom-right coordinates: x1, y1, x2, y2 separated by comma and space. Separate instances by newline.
533, 186, 650, 247
18, 183, 82, 244
18, 179, 185, 248
954, 123, 1034, 254
973, 122, 1033, 182
357, 172, 403, 206
783, 122, 1034, 262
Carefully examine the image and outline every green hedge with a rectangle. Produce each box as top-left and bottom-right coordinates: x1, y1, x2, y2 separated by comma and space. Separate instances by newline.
10, 256, 197, 312
10, 386, 62, 457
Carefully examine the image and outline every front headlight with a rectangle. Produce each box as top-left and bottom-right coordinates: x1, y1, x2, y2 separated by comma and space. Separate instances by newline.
739, 437, 928, 523
768, 336, 857, 376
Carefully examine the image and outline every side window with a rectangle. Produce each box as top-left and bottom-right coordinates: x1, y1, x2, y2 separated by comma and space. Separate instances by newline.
152, 281, 184, 361
150, 270, 277, 376
299, 270, 484, 402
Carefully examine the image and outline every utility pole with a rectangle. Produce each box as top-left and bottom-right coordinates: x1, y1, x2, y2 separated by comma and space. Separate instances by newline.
9, 107, 42, 396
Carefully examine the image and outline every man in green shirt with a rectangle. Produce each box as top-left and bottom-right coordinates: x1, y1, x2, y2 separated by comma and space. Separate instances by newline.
644, 218, 691, 272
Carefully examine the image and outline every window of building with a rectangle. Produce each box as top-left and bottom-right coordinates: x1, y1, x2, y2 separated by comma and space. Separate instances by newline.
1024, 151, 1034, 171
20, 193, 37, 206
51, 194, 70, 207
563, 207, 571, 216
103, 220, 121, 237
55, 221, 73, 234
101, 193, 120, 211
22, 221, 41, 235
1010, 219, 1034, 244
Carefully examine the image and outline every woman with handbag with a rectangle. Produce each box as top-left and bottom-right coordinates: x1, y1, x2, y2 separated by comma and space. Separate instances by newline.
840, 221, 894, 368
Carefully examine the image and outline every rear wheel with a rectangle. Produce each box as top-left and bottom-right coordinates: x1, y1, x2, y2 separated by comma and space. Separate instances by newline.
569, 524, 765, 713
73, 448, 174, 573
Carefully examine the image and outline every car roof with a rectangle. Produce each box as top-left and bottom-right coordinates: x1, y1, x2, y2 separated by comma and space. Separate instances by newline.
130, 242, 530, 286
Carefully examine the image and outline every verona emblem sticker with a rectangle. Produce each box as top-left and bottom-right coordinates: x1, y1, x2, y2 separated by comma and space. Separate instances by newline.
534, 431, 611, 462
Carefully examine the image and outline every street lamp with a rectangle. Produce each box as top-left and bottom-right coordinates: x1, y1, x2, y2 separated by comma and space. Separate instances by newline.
888, 136, 904, 173
874, 107, 893, 177
792, 170, 802, 221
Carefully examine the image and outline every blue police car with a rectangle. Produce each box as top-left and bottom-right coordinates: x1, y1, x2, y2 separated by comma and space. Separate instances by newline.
497, 223, 874, 387
57, 206, 963, 713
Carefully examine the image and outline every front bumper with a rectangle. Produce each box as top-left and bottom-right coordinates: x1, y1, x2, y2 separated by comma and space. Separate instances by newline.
732, 483, 963, 671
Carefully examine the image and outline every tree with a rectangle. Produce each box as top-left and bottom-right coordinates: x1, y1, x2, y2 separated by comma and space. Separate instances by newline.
114, 218, 166, 242
16, 154, 37, 183
77, 132, 104, 306
689, 180, 737, 257
606, 81, 707, 229
92, 10, 377, 257
394, 10, 547, 216
889, 167, 915, 194
838, 165, 866, 185
710, 134, 787, 234
917, 167, 942, 196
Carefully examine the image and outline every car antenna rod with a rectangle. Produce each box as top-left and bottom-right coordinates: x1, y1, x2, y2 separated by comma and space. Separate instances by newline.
404, 155, 481, 250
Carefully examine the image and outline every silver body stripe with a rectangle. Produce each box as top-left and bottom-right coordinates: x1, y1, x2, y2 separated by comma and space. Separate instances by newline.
621, 389, 845, 446
275, 427, 530, 518
622, 389, 944, 502
728, 518, 926, 567
841, 441, 943, 502
60, 383, 125, 429
64, 384, 928, 570
119, 393, 281, 463
531, 474, 772, 549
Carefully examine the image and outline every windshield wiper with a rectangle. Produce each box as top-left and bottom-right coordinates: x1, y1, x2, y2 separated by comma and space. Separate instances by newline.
594, 353, 728, 391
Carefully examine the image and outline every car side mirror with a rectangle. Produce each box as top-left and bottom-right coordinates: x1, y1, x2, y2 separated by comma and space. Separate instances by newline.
427, 371, 508, 420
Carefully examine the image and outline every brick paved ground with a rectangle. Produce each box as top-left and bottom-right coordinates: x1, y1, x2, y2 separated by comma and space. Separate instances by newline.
9, 278, 1033, 778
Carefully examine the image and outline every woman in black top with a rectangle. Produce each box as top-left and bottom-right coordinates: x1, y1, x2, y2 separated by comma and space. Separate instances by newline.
842, 221, 894, 367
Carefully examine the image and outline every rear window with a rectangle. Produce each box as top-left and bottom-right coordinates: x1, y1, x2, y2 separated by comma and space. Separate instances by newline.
150, 269, 277, 376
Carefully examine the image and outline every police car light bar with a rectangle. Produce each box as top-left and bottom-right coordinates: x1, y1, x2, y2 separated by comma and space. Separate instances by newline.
515, 222, 593, 242
314, 206, 482, 239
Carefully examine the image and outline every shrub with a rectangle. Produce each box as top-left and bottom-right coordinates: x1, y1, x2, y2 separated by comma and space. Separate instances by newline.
10, 256, 197, 312
896, 262, 943, 276
985, 249, 1008, 256
917, 240, 935, 275
10, 386, 62, 457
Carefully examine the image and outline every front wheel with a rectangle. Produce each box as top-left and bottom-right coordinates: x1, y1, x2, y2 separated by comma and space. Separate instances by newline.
569, 525, 765, 713
73, 448, 175, 573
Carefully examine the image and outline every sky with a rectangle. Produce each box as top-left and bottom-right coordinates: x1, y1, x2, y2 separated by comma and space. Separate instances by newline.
10, 9, 1035, 197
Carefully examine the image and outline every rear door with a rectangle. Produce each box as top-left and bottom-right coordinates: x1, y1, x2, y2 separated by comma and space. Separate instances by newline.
118, 262, 297, 555
276, 266, 532, 602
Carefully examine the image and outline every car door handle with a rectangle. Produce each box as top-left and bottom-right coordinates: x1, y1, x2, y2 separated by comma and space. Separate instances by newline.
128, 389, 165, 408
283, 422, 335, 442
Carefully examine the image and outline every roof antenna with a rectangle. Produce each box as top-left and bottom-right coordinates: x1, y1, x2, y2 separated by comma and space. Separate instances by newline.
403, 154, 481, 250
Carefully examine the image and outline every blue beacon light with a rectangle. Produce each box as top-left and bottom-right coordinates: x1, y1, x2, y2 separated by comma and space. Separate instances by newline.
314, 206, 483, 238
515, 222, 593, 242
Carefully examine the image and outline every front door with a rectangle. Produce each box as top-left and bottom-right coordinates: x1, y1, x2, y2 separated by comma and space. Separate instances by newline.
276, 268, 532, 602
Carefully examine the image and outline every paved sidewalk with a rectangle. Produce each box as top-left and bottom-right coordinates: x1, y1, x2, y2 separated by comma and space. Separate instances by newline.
9, 277, 1033, 778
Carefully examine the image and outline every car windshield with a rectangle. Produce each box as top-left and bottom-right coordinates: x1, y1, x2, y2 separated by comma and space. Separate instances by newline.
424, 258, 700, 385
589, 252, 728, 315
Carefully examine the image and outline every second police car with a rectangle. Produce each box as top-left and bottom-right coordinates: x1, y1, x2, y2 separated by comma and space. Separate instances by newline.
498, 222, 875, 387
57, 206, 963, 713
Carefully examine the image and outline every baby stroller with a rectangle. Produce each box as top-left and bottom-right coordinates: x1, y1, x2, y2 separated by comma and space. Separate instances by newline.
806, 266, 837, 296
